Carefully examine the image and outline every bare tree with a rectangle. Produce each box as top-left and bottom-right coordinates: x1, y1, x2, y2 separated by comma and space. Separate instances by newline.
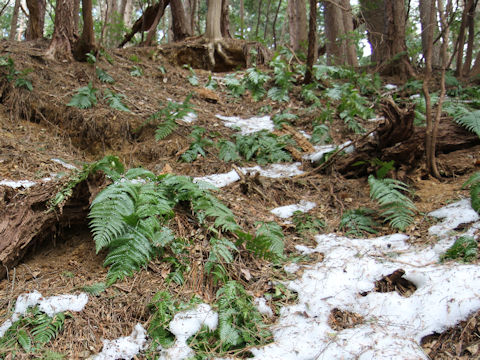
171, 0, 191, 41
9, 0, 21, 41
26, 0, 46, 40
419, 0, 441, 68
73, 0, 96, 61
288, 0, 307, 52
304, 0, 317, 84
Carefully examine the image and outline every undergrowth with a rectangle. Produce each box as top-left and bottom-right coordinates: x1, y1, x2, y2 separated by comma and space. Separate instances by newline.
440, 236, 478, 263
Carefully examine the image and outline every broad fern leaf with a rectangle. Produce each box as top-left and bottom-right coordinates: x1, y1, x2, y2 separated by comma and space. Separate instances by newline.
247, 222, 285, 260
463, 172, 480, 213
339, 208, 378, 237
103, 89, 130, 112
218, 139, 240, 162
267, 87, 289, 102
96, 68, 115, 83
155, 118, 178, 140
67, 83, 98, 109
454, 108, 480, 137
368, 175, 416, 231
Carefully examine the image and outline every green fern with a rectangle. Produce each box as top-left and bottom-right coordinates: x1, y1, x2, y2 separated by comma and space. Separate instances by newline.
0, 307, 68, 355
368, 175, 416, 231
268, 56, 293, 102
183, 64, 199, 86
243, 222, 285, 260
215, 281, 272, 351
244, 67, 270, 101
462, 172, 480, 213
445, 102, 480, 137
339, 208, 379, 237
96, 68, 115, 83
224, 73, 246, 97
235, 131, 293, 165
149, 96, 195, 140
205, 237, 237, 280
301, 83, 321, 105
80, 282, 106, 296
130, 65, 143, 77
218, 139, 240, 162
103, 89, 130, 112
310, 124, 332, 145
440, 235, 478, 263
272, 112, 298, 129
67, 82, 98, 109
180, 126, 214, 163
292, 211, 325, 234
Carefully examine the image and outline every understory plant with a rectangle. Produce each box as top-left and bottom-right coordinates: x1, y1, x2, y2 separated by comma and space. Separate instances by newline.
234, 130, 293, 165
440, 236, 478, 263
462, 172, 480, 213
148, 96, 195, 140
339, 208, 379, 237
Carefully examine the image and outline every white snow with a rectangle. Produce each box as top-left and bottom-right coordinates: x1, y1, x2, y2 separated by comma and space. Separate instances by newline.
303, 142, 353, 163
51, 158, 78, 170
181, 112, 197, 123
157, 304, 218, 360
215, 114, 274, 135
0, 291, 88, 337
384, 84, 398, 90
0, 179, 37, 188
270, 200, 316, 219
91, 323, 147, 360
194, 163, 304, 188
254, 298, 274, 317
249, 199, 480, 359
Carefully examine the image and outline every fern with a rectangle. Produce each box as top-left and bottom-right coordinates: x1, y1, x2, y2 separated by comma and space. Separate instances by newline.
244, 67, 270, 101
235, 130, 293, 165
224, 73, 246, 97
272, 112, 298, 129
218, 139, 240, 162
149, 96, 195, 140
67, 82, 98, 109
292, 211, 325, 234
205, 237, 237, 277
440, 236, 478, 263
339, 208, 379, 237
103, 89, 130, 112
180, 126, 214, 163
80, 282, 106, 296
301, 83, 321, 105
96, 68, 115, 83
310, 124, 332, 145
183, 64, 199, 86
462, 172, 480, 213
445, 102, 480, 137
130, 65, 143, 77
368, 175, 416, 231
268, 56, 293, 102
0, 307, 67, 355
215, 281, 271, 350
243, 222, 285, 260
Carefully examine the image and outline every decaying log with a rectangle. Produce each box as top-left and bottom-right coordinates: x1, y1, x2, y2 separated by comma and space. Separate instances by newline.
0, 176, 103, 280
334, 99, 480, 177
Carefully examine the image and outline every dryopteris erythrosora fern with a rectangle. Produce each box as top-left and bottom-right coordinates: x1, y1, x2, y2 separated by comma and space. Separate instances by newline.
368, 175, 416, 231
88, 164, 284, 285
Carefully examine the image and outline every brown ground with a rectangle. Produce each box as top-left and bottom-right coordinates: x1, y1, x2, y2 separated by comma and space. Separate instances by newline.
0, 39, 479, 359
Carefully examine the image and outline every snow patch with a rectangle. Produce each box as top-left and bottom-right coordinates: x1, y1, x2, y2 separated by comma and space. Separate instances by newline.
270, 200, 316, 219
0, 179, 37, 188
215, 114, 274, 134
250, 199, 480, 359
51, 158, 78, 170
254, 298, 274, 317
91, 323, 147, 360
428, 198, 479, 238
0, 291, 88, 337
158, 304, 218, 360
181, 112, 197, 123
303, 142, 353, 163
194, 163, 304, 188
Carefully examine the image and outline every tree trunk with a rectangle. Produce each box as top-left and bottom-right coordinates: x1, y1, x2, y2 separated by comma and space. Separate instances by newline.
26, 0, 46, 40
45, 0, 75, 61
324, 0, 357, 66
455, 0, 473, 77
220, 0, 231, 38
288, 0, 307, 52
120, 0, 134, 27
304, 0, 316, 84
206, 0, 222, 40
359, 0, 384, 63
171, 0, 191, 41
240, 0, 244, 38
263, 0, 272, 41
73, 0, 80, 35
272, 0, 281, 48
73, 0, 96, 61
144, 0, 170, 46
462, 0, 476, 75
419, 0, 441, 68
255, 0, 263, 38
9, 0, 21, 41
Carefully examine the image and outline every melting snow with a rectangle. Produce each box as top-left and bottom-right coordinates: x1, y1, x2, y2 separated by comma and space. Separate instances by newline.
270, 200, 316, 219
254, 298, 274, 317
92, 323, 147, 360
303, 142, 353, 163
249, 199, 480, 359
51, 158, 78, 170
215, 114, 274, 134
0, 179, 37, 188
194, 163, 304, 188
0, 291, 88, 337
157, 304, 218, 360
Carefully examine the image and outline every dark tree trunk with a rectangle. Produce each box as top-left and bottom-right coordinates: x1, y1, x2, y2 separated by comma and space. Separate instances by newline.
171, 0, 191, 41
221, 0, 231, 38
304, 0, 316, 84
45, 0, 75, 61
73, 0, 96, 61
9, 0, 21, 41
26, 0, 46, 40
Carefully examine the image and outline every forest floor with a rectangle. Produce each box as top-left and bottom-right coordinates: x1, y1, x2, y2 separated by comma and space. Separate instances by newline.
0, 39, 479, 359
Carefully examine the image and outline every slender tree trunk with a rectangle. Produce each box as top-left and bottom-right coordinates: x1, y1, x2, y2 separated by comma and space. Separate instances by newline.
239, 0, 244, 38
144, 0, 170, 46
120, 0, 134, 27
272, 0, 282, 48
288, 0, 307, 52
26, 0, 46, 40
255, 0, 263, 38
304, 0, 317, 84
462, 0, 476, 75
455, 0, 473, 77
73, 0, 96, 61
342, 0, 358, 66
263, 0, 272, 40
73, 0, 80, 35
220, 0, 231, 38
171, 0, 191, 41
419, 0, 441, 68
9, 0, 21, 41
45, 0, 75, 60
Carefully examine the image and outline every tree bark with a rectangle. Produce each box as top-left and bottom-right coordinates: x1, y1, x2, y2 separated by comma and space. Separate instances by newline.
263, 0, 272, 41
462, 0, 476, 75
73, 0, 80, 35
304, 0, 317, 84
26, 0, 46, 40
272, 0, 281, 48
73, 0, 96, 61
120, 0, 134, 27
45, 0, 75, 61
255, 0, 263, 38
9, 0, 21, 41
220, 0, 231, 38
419, 0, 441, 68
288, 0, 307, 52
455, 0, 473, 77
171, 0, 191, 41
206, 0, 222, 40
239, 0, 244, 38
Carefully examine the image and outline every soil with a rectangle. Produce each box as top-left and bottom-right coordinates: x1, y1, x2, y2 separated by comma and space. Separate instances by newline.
0, 39, 480, 359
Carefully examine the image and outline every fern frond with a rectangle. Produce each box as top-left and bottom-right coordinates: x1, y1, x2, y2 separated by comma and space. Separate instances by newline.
67, 82, 97, 109
453, 108, 480, 137
96, 68, 115, 83
81, 282, 106, 296
155, 118, 178, 140
103, 89, 130, 112
218, 139, 240, 162
462, 172, 480, 213
368, 175, 416, 231
339, 208, 378, 237
246, 222, 285, 260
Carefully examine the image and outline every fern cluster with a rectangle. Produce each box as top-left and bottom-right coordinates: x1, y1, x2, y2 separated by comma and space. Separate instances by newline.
0, 307, 67, 356
339, 208, 379, 237
234, 130, 293, 165
267, 57, 294, 102
368, 175, 416, 231
462, 172, 480, 213
67, 82, 130, 112
180, 126, 214, 162
0, 56, 33, 91
292, 211, 325, 234
440, 236, 478, 263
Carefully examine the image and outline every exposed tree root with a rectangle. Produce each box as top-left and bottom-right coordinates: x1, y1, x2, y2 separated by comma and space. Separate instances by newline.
0, 175, 105, 280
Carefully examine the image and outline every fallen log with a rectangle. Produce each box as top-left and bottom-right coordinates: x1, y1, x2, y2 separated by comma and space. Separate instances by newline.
334, 99, 480, 177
